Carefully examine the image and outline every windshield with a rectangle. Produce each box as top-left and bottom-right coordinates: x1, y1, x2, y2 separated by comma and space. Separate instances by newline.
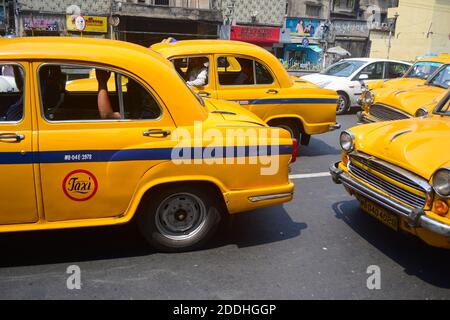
427, 64, 450, 89
321, 60, 366, 77
404, 61, 442, 79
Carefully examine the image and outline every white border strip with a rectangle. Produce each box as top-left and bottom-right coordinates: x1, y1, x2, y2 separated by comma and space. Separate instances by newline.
289, 172, 331, 180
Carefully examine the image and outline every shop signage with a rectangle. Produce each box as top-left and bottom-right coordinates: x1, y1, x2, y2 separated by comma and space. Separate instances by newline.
66, 15, 108, 33
286, 18, 323, 38
230, 26, 280, 46
24, 18, 59, 32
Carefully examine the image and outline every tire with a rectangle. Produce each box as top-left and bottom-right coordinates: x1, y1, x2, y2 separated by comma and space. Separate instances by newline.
336, 93, 350, 115
138, 185, 223, 252
269, 119, 301, 142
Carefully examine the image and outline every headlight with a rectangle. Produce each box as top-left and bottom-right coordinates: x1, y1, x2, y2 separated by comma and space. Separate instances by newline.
415, 108, 429, 118
340, 131, 355, 152
432, 168, 450, 198
364, 91, 375, 105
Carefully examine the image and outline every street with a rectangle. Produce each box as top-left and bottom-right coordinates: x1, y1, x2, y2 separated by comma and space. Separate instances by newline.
1, 112, 449, 300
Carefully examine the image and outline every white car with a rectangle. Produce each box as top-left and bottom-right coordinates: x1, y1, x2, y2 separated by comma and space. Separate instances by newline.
302, 58, 412, 114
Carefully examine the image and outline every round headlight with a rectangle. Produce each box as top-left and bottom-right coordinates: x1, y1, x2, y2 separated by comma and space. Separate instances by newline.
432, 169, 450, 198
364, 91, 375, 105
340, 131, 355, 152
415, 108, 429, 118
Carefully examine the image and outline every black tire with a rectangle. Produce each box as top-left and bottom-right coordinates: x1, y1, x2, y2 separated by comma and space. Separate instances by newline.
138, 185, 223, 252
336, 93, 350, 115
269, 119, 301, 142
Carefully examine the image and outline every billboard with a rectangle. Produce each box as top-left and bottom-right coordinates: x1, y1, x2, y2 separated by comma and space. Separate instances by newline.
66, 15, 108, 33
286, 18, 322, 38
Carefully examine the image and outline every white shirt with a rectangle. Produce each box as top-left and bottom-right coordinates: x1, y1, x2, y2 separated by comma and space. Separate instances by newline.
186, 63, 209, 87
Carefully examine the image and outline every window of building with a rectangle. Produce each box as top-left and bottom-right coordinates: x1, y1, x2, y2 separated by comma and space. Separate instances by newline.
306, 4, 321, 17
217, 56, 274, 86
38, 64, 161, 122
0, 64, 24, 122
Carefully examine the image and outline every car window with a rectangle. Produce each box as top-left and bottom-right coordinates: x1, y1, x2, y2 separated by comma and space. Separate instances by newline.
171, 56, 210, 87
386, 63, 409, 79
321, 60, 366, 77
0, 64, 25, 122
404, 61, 442, 79
39, 64, 161, 122
357, 62, 384, 80
427, 64, 450, 90
218, 56, 274, 86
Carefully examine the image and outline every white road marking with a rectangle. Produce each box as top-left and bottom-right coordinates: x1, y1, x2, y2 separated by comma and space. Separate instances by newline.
289, 172, 331, 180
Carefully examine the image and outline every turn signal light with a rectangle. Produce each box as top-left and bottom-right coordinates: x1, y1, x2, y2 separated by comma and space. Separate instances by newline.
434, 199, 449, 217
342, 152, 349, 166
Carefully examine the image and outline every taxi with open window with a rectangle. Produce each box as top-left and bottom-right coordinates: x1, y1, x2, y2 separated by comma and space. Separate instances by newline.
359, 57, 450, 123
0, 37, 296, 252
331, 90, 450, 248
151, 40, 341, 146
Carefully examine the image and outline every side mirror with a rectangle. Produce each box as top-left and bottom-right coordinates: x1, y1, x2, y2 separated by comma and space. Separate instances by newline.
359, 74, 369, 80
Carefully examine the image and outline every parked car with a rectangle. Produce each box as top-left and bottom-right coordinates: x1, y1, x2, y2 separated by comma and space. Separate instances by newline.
302, 58, 412, 115
330, 90, 450, 249
359, 63, 450, 123
0, 37, 296, 252
151, 40, 341, 146
367, 54, 450, 91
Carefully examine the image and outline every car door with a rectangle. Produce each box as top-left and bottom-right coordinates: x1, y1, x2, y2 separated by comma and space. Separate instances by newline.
0, 62, 39, 225
214, 55, 281, 120
34, 62, 176, 222
350, 61, 386, 102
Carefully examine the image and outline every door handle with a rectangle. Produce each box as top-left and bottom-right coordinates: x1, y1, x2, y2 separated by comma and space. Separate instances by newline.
198, 91, 211, 97
143, 130, 171, 138
266, 89, 278, 94
0, 133, 25, 143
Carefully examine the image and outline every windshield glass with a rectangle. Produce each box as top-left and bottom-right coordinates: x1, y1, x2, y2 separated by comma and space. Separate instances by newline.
321, 60, 366, 77
434, 91, 450, 116
404, 61, 442, 79
427, 64, 450, 89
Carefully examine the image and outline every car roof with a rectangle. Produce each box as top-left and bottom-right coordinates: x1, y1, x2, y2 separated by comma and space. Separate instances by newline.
343, 57, 412, 65
0, 37, 207, 125
151, 39, 293, 88
416, 54, 450, 64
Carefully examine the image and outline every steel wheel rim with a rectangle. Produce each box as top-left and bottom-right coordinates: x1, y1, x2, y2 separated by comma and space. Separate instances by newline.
337, 96, 347, 113
155, 193, 207, 241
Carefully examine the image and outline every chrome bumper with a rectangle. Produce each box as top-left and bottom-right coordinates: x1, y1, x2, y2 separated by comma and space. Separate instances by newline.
330, 162, 450, 237
356, 111, 376, 124
329, 123, 342, 131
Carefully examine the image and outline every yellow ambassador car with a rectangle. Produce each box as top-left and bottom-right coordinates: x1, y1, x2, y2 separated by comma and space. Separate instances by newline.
331, 90, 450, 248
359, 60, 450, 123
0, 37, 296, 252
151, 40, 340, 146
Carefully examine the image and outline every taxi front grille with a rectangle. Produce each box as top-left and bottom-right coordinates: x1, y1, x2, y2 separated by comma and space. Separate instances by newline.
369, 104, 411, 121
348, 157, 427, 208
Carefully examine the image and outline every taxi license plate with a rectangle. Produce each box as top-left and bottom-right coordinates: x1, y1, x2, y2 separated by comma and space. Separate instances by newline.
357, 195, 399, 231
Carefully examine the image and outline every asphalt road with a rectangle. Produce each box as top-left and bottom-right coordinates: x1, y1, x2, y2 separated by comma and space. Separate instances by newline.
1, 112, 450, 300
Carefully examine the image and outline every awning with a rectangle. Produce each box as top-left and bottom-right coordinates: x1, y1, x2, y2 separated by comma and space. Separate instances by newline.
285, 44, 323, 53
231, 25, 280, 46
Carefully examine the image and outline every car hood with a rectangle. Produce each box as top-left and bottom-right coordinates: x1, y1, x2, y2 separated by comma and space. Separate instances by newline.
351, 117, 450, 180
368, 78, 426, 91
374, 85, 445, 115
290, 76, 321, 89
301, 73, 342, 86
203, 98, 266, 126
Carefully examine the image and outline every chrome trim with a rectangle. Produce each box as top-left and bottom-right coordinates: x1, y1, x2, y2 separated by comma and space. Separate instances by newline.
369, 103, 412, 120
340, 130, 355, 152
415, 107, 429, 118
329, 123, 342, 131
211, 110, 237, 115
249, 192, 293, 203
390, 130, 412, 142
330, 162, 450, 237
0, 133, 25, 142
357, 111, 376, 124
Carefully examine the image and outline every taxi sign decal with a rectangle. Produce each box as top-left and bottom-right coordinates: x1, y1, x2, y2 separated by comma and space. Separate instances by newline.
62, 170, 98, 201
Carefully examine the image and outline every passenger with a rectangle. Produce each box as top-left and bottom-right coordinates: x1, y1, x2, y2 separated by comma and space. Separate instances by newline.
96, 69, 121, 120
234, 60, 254, 85
5, 66, 24, 121
186, 58, 209, 87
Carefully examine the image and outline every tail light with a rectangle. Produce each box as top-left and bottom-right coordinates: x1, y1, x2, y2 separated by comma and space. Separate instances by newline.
291, 139, 298, 163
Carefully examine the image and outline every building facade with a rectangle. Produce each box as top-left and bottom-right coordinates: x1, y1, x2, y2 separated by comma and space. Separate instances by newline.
370, 0, 450, 61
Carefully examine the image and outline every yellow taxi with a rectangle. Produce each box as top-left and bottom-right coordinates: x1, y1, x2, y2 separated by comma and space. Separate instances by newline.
367, 54, 450, 91
359, 58, 450, 123
331, 90, 450, 248
0, 37, 296, 252
151, 40, 340, 146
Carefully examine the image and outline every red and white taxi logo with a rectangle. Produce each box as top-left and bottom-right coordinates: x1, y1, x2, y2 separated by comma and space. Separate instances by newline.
62, 170, 98, 201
